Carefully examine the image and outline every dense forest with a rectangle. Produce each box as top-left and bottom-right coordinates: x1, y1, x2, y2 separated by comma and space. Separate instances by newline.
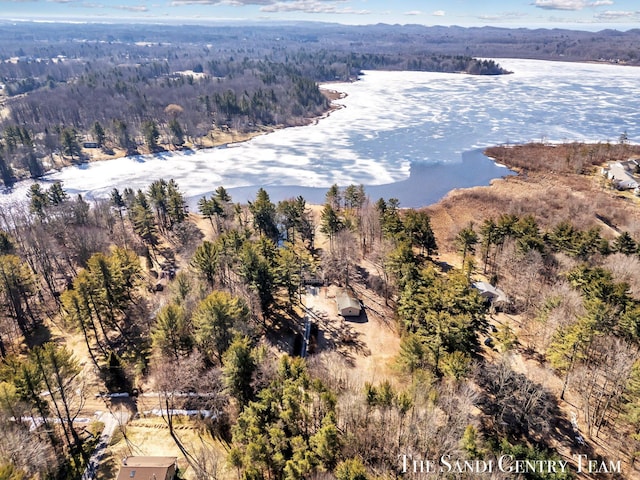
0, 177, 439, 478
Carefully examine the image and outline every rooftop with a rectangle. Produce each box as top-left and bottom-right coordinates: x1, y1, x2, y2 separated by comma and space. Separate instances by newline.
122, 457, 177, 468
336, 291, 361, 312
117, 456, 177, 480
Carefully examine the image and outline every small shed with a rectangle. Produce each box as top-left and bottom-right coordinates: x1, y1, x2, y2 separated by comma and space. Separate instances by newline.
117, 456, 178, 480
473, 281, 509, 307
336, 291, 361, 317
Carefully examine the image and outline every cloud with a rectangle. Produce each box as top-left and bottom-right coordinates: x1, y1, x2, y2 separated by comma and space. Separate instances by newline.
259, 1, 370, 14
171, 0, 271, 5
170, 0, 369, 12
404, 10, 422, 16
227, 0, 274, 4
432, 10, 445, 16
112, 4, 148, 11
534, 0, 586, 10
170, 0, 216, 4
533, 0, 615, 10
595, 10, 640, 20
477, 11, 527, 21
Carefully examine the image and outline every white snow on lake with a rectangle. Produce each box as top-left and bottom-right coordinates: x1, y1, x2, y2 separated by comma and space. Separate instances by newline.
1, 58, 639, 208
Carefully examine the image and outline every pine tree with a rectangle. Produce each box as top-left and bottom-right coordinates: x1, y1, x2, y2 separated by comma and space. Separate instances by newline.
30, 343, 84, 454
402, 209, 437, 256
193, 291, 249, 362
142, 120, 160, 152
191, 240, 219, 287
166, 179, 187, 227
0, 151, 15, 187
0, 254, 37, 339
335, 459, 368, 480
28, 184, 49, 218
456, 222, 478, 271
222, 335, 256, 406
215, 186, 232, 203
92, 121, 106, 147
168, 118, 184, 147
198, 196, 223, 234
461, 425, 481, 458
59, 127, 81, 161
113, 119, 133, 153
320, 204, 342, 251
613, 231, 637, 255
152, 303, 192, 360
479, 218, 497, 274
47, 181, 67, 206
130, 189, 158, 246
230, 356, 338, 480
240, 241, 276, 318
148, 179, 169, 230
249, 188, 279, 241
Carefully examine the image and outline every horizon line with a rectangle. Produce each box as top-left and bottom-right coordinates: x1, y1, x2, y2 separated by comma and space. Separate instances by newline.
0, 17, 638, 33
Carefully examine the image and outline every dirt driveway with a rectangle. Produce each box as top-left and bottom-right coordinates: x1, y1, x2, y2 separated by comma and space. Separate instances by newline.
305, 283, 400, 384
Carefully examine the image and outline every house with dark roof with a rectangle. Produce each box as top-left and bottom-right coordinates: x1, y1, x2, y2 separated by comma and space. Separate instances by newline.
116, 456, 177, 480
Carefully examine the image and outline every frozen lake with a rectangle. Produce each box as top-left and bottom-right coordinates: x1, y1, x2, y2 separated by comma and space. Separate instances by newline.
2, 58, 639, 208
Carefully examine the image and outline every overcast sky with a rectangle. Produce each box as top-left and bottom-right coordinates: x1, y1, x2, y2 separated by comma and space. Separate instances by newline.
1, 0, 639, 29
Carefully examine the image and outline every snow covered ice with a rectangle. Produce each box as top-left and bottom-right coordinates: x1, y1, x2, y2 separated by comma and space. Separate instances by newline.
1, 59, 639, 208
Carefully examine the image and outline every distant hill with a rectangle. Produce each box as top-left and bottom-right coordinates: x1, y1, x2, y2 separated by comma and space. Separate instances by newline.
0, 21, 637, 65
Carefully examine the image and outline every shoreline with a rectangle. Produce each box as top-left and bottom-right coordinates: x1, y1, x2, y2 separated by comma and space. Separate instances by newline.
32, 85, 348, 174
424, 141, 640, 254
1, 84, 352, 199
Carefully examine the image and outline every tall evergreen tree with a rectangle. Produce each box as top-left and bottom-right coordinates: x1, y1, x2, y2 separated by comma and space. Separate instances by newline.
152, 304, 192, 361
0, 151, 15, 187
193, 290, 250, 362
142, 120, 160, 152
402, 209, 437, 256
92, 121, 106, 147
612, 231, 637, 255
249, 188, 279, 241
222, 335, 256, 406
168, 118, 184, 147
130, 189, 158, 246
191, 240, 219, 287
59, 127, 81, 161
320, 204, 342, 252
27, 184, 49, 218
456, 222, 478, 269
